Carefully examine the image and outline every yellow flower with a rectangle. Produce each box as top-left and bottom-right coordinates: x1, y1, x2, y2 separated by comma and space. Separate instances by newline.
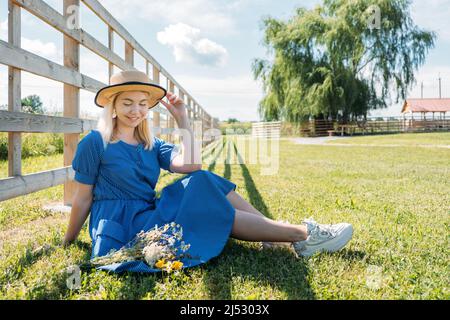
172, 261, 183, 270
155, 259, 167, 269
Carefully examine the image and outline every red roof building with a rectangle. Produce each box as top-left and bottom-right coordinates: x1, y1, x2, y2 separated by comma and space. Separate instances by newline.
402, 98, 450, 114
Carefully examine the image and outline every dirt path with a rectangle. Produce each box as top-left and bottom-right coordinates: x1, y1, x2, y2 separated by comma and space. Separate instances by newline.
289, 137, 450, 149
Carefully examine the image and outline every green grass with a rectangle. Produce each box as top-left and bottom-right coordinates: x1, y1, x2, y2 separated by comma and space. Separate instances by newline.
0, 133, 449, 299
0, 132, 64, 160
326, 132, 450, 146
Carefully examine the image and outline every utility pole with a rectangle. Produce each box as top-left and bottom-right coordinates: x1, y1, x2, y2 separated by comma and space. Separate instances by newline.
438, 74, 442, 99
421, 82, 423, 99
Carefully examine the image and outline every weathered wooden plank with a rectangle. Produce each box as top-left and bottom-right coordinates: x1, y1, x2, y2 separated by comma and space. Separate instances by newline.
0, 110, 175, 134
0, 40, 104, 92
0, 110, 97, 133
0, 167, 74, 202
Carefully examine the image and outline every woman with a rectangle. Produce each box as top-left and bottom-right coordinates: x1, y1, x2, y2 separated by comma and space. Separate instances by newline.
63, 70, 353, 273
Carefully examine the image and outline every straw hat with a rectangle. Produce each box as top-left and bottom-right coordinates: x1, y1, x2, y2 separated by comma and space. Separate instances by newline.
94, 70, 166, 108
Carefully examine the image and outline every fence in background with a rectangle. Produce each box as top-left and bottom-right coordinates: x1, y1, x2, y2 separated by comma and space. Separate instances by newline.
251, 121, 281, 139
281, 116, 450, 137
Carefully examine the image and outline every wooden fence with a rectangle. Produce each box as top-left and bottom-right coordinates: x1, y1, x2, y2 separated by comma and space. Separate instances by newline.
251, 121, 281, 138
0, 0, 218, 205
281, 116, 450, 137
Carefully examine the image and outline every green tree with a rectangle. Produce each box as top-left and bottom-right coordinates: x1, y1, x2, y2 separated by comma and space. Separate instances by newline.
227, 118, 239, 123
252, 0, 435, 122
22, 95, 45, 114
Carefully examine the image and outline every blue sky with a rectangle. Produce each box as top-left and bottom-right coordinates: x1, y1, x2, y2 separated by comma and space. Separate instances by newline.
1, 0, 449, 121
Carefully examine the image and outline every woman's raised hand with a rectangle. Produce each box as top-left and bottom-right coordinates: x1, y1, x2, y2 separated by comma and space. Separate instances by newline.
158, 92, 188, 124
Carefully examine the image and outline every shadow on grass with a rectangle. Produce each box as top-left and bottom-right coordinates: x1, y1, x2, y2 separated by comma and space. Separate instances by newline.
231, 141, 272, 218
202, 241, 315, 299
207, 137, 226, 173
202, 137, 223, 164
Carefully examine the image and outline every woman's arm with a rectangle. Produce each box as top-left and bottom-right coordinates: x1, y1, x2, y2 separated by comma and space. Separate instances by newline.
170, 118, 202, 174
158, 92, 202, 174
62, 182, 94, 246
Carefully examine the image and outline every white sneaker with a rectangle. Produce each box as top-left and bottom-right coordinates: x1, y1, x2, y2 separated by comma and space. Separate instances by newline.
293, 218, 353, 257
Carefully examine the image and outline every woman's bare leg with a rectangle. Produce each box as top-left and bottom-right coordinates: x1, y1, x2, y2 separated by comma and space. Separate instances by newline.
230, 209, 307, 242
226, 190, 268, 217
226, 190, 296, 245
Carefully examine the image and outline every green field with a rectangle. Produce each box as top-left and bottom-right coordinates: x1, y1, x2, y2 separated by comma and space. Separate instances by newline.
0, 133, 449, 299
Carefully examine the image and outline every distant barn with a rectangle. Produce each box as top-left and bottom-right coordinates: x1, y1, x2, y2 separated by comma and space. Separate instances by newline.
402, 98, 450, 119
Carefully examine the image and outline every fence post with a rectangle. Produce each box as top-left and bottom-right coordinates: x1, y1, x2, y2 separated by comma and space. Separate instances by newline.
188, 97, 195, 131
8, 0, 22, 177
152, 65, 161, 138
108, 26, 114, 80
168, 80, 175, 142
179, 90, 186, 141
63, 0, 81, 206
125, 41, 134, 66
200, 108, 206, 148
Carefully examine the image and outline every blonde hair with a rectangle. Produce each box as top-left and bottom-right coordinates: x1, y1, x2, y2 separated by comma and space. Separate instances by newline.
96, 91, 155, 151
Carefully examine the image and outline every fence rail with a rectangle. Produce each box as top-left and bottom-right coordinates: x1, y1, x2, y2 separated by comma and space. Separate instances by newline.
0, 0, 218, 204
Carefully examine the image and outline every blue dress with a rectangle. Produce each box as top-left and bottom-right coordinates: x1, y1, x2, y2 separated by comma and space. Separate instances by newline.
71, 129, 236, 273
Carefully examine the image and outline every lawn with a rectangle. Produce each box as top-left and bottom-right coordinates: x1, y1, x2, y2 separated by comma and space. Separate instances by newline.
0, 133, 449, 299
326, 132, 450, 147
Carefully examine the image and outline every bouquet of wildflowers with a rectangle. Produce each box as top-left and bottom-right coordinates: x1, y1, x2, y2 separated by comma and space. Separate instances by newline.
90, 222, 191, 272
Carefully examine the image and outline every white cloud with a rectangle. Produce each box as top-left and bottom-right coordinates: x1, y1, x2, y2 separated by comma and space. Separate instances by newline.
157, 23, 228, 67
101, 0, 238, 36
1, 19, 59, 62
21, 38, 58, 61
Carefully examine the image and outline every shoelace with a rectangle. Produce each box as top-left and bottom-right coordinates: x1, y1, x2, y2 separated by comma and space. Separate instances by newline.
303, 218, 336, 240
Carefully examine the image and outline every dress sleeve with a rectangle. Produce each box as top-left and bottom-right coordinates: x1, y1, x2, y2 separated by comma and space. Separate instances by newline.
72, 130, 104, 185
155, 137, 181, 173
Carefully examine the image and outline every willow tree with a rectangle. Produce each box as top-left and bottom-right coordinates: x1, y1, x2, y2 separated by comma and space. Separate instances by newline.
252, 0, 435, 122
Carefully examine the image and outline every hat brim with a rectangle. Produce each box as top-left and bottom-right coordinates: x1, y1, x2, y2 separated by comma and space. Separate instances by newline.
95, 81, 167, 109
